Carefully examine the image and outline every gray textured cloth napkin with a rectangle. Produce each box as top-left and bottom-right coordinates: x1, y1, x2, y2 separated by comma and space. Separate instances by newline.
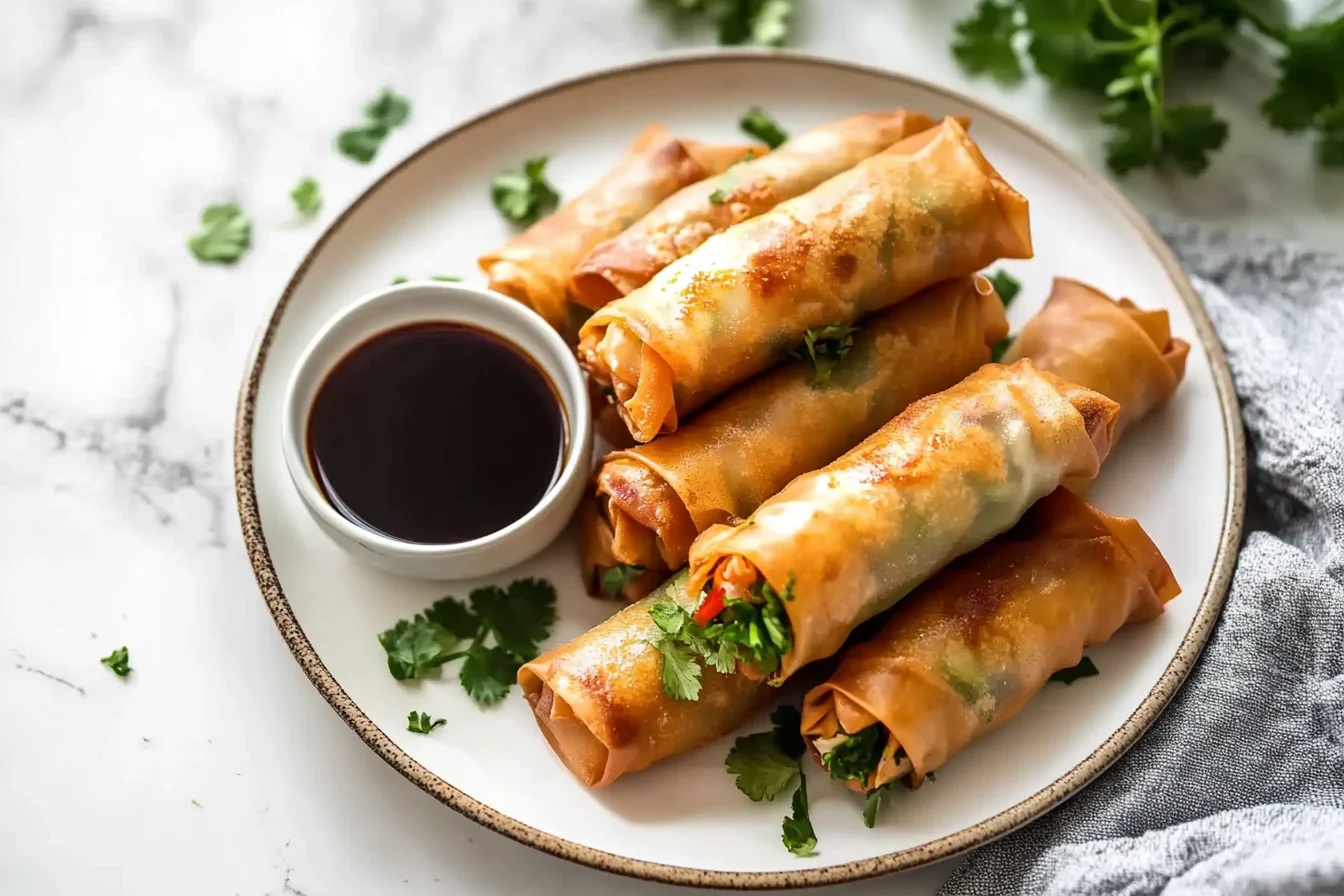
941, 224, 1344, 895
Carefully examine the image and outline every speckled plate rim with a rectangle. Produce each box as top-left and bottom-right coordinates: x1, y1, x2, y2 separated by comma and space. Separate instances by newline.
233, 49, 1247, 891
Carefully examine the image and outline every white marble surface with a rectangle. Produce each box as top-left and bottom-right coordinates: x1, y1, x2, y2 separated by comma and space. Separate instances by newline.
0, 1, 1337, 895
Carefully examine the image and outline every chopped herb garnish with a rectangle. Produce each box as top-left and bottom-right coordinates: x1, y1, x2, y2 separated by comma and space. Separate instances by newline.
406, 711, 447, 734
376, 577, 556, 705
790, 325, 858, 386
740, 106, 789, 149
290, 177, 322, 219
337, 89, 412, 163
653, 0, 793, 47
707, 150, 757, 204
991, 334, 1014, 363
823, 725, 885, 785
100, 646, 132, 677
988, 269, 1021, 306
191, 799, 202, 808
646, 598, 712, 701
862, 782, 895, 828
187, 203, 251, 264
491, 156, 561, 226
601, 564, 646, 598
781, 771, 817, 856
1048, 655, 1099, 685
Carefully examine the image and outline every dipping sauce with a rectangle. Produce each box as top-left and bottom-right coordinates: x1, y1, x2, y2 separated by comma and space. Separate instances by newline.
307, 322, 567, 544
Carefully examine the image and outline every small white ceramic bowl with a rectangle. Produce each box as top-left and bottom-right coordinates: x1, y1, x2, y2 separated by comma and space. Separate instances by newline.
280, 282, 592, 580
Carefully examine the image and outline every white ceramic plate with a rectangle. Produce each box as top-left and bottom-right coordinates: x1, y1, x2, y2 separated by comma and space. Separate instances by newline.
235, 51, 1245, 889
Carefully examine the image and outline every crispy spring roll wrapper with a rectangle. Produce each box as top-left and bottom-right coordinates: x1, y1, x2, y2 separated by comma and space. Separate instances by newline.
578, 118, 1033, 443
687, 360, 1119, 683
800, 488, 1181, 792
519, 571, 771, 787
478, 125, 762, 334
1005, 278, 1191, 439
569, 109, 941, 309
582, 276, 1011, 601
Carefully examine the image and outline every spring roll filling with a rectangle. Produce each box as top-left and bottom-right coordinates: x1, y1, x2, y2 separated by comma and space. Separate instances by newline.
690, 557, 796, 681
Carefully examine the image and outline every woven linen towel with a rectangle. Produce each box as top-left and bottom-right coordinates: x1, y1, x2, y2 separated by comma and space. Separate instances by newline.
942, 224, 1344, 896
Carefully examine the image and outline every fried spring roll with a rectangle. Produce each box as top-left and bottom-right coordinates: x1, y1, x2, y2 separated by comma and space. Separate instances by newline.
568, 109, 941, 309
1004, 278, 1190, 439
578, 118, 1033, 443
518, 571, 770, 787
800, 488, 1180, 798
582, 276, 1010, 601
687, 361, 1118, 684
478, 126, 761, 334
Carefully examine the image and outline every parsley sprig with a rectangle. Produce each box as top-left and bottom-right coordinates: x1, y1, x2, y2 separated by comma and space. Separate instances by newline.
726, 706, 817, 856
491, 157, 561, 226
653, 0, 793, 47
740, 106, 789, 149
950, 0, 1344, 175
406, 711, 447, 734
376, 578, 556, 705
100, 646, 132, 677
790, 325, 859, 386
337, 89, 412, 164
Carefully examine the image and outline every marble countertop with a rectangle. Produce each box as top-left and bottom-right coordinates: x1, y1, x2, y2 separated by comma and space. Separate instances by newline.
0, 1, 1337, 894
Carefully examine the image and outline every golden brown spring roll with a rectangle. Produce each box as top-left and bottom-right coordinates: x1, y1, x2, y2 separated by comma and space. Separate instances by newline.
582, 276, 1010, 601
800, 488, 1180, 801
687, 361, 1118, 684
519, 571, 771, 787
568, 109, 940, 309
478, 126, 761, 334
579, 118, 1033, 443
1004, 278, 1191, 439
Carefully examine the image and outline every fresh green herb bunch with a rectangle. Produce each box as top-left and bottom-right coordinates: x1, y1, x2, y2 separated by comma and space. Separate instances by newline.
951, 0, 1344, 173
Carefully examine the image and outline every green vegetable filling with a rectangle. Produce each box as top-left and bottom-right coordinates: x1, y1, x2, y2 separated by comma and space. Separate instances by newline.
823, 725, 886, 785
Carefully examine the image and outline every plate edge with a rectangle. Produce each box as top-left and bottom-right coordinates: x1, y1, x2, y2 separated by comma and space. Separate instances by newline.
230, 48, 1248, 891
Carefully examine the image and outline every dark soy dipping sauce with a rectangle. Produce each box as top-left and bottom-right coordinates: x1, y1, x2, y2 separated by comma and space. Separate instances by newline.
307, 322, 566, 544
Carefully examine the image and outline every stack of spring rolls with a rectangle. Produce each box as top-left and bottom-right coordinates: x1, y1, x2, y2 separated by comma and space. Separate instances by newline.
487, 111, 1190, 810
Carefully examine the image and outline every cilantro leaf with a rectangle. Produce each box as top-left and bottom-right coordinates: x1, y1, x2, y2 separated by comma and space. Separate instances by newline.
726, 731, 800, 801
649, 597, 689, 636
491, 157, 561, 226
1102, 97, 1228, 177
407, 711, 447, 734
740, 106, 789, 149
188, 203, 251, 264
991, 334, 1014, 363
377, 616, 458, 680
652, 0, 792, 47
337, 123, 391, 164
459, 644, 519, 705
770, 704, 805, 760
1048, 655, 1100, 685
824, 725, 885, 784
365, 89, 411, 129
781, 773, 817, 856
651, 634, 703, 701
100, 646, 132, 677
425, 597, 480, 641
988, 269, 1022, 306
468, 578, 556, 661
952, 0, 1025, 85
863, 781, 895, 829
337, 89, 411, 164
290, 177, 322, 219
601, 564, 646, 598
790, 325, 858, 386
1260, 17, 1344, 166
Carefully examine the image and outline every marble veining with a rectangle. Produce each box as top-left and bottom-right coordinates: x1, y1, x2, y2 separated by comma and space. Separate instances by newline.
0, 0, 1336, 894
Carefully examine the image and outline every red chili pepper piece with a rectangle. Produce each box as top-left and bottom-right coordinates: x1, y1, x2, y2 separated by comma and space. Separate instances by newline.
693, 586, 726, 627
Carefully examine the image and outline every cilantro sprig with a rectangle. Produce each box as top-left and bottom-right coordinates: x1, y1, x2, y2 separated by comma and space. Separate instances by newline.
100, 646, 132, 677
491, 157, 561, 227
823, 725, 885, 786
950, 0, 1344, 175
740, 106, 789, 149
376, 578, 556, 705
337, 88, 412, 164
726, 706, 817, 856
406, 711, 446, 734
1049, 655, 1100, 685
790, 325, 859, 386
188, 203, 251, 264
988, 268, 1022, 306
601, 564, 646, 599
653, 0, 793, 47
